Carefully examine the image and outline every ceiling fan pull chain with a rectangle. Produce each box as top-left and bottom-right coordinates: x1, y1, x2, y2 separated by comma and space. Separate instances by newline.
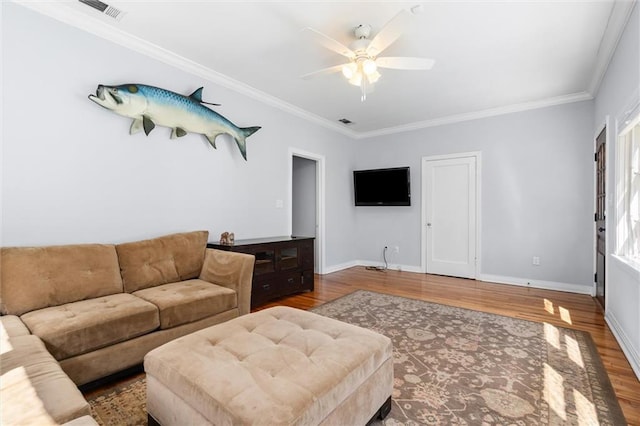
361, 77, 367, 102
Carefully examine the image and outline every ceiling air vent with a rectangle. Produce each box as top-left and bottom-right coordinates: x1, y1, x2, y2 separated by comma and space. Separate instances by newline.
78, 0, 125, 21
338, 118, 354, 125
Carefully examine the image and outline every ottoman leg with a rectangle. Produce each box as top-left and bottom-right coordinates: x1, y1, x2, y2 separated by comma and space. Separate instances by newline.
379, 396, 392, 419
366, 396, 392, 425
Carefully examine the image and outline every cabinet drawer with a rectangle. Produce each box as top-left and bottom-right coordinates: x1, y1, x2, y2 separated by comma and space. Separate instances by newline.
251, 279, 278, 307
280, 271, 313, 297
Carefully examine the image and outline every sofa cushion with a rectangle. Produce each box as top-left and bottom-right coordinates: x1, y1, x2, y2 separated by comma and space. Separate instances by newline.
133, 279, 237, 329
1, 244, 123, 316
116, 231, 209, 293
20, 293, 160, 360
1, 334, 91, 424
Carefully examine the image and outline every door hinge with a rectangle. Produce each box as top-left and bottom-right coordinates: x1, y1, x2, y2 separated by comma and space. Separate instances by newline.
594, 272, 597, 282
595, 152, 598, 161
594, 213, 597, 222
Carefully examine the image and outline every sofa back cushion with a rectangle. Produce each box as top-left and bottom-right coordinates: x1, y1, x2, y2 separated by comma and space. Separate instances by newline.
116, 231, 209, 293
0, 244, 123, 316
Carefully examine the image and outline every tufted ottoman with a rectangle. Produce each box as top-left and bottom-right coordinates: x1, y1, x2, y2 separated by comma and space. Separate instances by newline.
144, 306, 393, 425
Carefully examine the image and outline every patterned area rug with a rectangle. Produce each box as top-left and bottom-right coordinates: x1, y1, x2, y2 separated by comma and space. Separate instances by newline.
312, 291, 625, 425
85, 290, 626, 425
85, 373, 146, 426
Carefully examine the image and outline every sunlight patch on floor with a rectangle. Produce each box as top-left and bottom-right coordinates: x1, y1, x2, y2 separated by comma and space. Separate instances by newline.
544, 363, 567, 421
559, 306, 572, 325
544, 299, 555, 314
574, 389, 598, 425
565, 334, 585, 368
544, 322, 560, 350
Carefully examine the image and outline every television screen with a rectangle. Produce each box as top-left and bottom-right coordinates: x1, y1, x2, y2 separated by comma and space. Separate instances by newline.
353, 167, 411, 206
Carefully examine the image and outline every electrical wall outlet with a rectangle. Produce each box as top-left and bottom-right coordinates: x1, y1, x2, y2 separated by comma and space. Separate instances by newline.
532, 256, 540, 266
394, 246, 400, 254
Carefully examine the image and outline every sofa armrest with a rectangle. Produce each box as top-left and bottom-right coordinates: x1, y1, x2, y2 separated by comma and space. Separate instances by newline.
199, 249, 255, 316
1, 315, 31, 340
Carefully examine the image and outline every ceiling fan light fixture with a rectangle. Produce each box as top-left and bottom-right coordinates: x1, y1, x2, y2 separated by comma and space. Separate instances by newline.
362, 58, 377, 75
348, 72, 363, 87
367, 70, 381, 84
342, 63, 357, 79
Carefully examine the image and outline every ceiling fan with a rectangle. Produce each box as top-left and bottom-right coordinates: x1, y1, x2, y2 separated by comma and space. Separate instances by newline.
301, 8, 435, 101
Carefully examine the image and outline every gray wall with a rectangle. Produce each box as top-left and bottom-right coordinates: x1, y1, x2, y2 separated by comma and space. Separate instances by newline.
3, 0, 638, 376
353, 101, 595, 292
0, 3, 357, 269
593, 3, 640, 379
0, 3, 632, 294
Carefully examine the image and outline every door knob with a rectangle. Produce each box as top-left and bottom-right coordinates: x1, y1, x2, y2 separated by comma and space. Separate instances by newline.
598, 227, 606, 232
427, 223, 432, 227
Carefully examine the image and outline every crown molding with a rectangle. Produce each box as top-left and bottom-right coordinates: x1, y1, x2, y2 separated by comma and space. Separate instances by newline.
11, 0, 358, 140
355, 91, 594, 139
9, 1, 607, 141
589, 0, 637, 95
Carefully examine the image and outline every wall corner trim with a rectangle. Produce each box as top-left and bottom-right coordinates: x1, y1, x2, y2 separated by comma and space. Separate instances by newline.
588, 0, 638, 96
606, 311, 640, 380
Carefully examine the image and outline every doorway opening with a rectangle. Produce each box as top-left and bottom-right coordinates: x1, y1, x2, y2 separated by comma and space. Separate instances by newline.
290, 150, 325, 274
594, 125, 606, 310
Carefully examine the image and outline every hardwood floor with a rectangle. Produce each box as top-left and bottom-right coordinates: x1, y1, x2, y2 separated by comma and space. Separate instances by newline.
257, 267, 640, 424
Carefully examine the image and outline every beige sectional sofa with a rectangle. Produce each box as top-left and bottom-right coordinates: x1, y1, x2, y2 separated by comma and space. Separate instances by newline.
0, 230, 255, 425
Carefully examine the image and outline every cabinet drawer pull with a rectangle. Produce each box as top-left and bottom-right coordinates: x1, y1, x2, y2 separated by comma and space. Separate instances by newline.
262, 283, 270, 290
287, 278, 295, 284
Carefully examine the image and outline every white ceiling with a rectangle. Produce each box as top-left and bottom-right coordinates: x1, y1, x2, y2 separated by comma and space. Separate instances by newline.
16, 1, 637, 137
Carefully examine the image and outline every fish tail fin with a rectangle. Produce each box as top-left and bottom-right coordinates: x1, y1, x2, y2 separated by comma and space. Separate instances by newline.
234, 126, 261, 161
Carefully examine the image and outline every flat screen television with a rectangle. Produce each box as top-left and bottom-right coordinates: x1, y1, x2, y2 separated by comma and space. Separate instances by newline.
353, 167, 411, 206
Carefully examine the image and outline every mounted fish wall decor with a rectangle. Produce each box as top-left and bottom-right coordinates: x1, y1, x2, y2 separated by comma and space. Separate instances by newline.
88, 84, 261, 160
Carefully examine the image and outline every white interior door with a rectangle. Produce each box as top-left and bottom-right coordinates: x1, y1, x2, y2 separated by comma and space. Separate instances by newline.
423, 155, 477, 278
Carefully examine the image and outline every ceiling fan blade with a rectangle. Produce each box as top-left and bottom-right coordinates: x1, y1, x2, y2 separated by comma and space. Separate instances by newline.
366, 9, 412, 56
303, 27, 355, 59
376, 57, 435, 70
300, 64, 347, 80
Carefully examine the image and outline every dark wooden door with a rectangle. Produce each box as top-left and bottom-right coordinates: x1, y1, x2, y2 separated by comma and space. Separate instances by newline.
595, 127, 606, 309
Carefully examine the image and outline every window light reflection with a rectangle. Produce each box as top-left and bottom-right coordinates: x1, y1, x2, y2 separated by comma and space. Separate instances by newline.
544, 322, 560, 350
544, 363, 567, 420
574, 389, 598, 425
1, 326, 13, 355
565, 335, 585, 368
544, 299, 555, 314
559, 306, 573, 325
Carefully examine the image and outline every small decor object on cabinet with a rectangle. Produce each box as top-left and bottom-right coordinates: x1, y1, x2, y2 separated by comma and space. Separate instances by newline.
88, 84, 260, 160
219, 232, 235, 245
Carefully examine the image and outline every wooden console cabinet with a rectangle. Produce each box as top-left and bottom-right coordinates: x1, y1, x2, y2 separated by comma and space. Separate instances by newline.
207, 236, 314, 308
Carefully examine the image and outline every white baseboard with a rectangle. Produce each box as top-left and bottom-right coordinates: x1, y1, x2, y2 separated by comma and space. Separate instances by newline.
322, 261, 423, 274
477, 274, 593, 295
323, 265, 593, 295
321, 261, 359, 274
605, 311, 640, 381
